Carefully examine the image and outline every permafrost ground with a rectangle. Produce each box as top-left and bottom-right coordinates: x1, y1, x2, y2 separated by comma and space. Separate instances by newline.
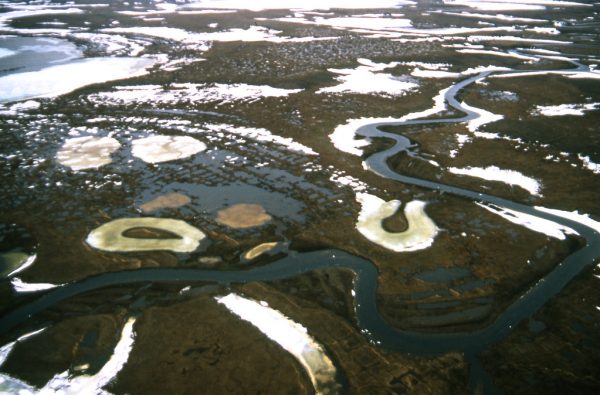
1, 1, 600, 394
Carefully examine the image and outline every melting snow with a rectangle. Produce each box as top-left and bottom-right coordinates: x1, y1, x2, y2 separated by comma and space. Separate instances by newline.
103, 25, 336, 45
56, 136, 121, 171
477, 203, 577, 240
11, 277, 61, 292
131, 135, 207, 163
318, 58, 418, 97
460, 101, 504, 132
448, 165, 542, 196
577, 155, 600, 174
217, 293, 340, 394
88, 83, 302, 106
442, 0, 589, 11
204, 124, 317, 156
533, 103, 600, 116
41, 317, 136, 394
184, 0, 415, 11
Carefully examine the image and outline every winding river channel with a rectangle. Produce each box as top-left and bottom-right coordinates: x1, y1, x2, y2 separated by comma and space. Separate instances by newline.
1, 56, 599, 393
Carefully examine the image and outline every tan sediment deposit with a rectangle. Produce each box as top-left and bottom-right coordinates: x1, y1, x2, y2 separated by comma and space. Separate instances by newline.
243, 242, 278, 260
216, 204, 271, 229
356, 193, 438, 252
86, 217, 206, 253
139, 193, 191, 213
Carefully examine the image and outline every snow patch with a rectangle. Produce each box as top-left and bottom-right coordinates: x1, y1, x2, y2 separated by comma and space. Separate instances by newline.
11, 277, 61, 292
460, 101, 504, 132
217, 293, 340, 394
533, 103, 600, 116
318, 58, 418, 97
88, 83, 302, 107
185, 0, 415, 11
204, 124, 317, 156
448, 165, 542, 196
477, 203, 577, 240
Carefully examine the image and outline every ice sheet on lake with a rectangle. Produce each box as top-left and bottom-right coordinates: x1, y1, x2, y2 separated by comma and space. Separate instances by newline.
131, 135, 207, 163
533, 103, 600, 116
318, 58, 418, 97
477, 203, 577, 240
0, 48, 16, 58
56, 136, 121, 171
0, 6, 84, 29
0, 57, 155, 103
448, 166, 542, 196
217, 293, 340, 395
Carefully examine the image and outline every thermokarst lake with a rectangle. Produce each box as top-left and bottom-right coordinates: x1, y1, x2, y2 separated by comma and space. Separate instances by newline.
1, 0, 600, 394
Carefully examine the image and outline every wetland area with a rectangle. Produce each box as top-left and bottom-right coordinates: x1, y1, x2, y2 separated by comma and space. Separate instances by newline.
1, 0, 600, 394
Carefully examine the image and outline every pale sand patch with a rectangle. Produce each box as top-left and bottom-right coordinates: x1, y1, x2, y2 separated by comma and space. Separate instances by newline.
216, 204, 272, 229
243, 242, 278, 260
139, 193, 191, 213
57, 136, 121, 171
131, 135, 206, 163
356, 193, 438, 252
86, 218, 206, 252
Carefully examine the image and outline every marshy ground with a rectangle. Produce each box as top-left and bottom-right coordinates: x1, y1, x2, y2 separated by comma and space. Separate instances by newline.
1, 1, 599, 394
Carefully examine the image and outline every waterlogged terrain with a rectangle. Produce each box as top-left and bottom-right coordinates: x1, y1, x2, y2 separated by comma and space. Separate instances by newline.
1, 0, 600, 394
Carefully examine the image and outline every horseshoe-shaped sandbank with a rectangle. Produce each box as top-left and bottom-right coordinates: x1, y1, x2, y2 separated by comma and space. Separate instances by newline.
356, 193, 438, 252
